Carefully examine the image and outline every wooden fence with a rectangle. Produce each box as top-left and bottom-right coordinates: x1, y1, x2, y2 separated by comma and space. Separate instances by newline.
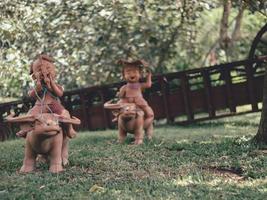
0, 57, 266, 140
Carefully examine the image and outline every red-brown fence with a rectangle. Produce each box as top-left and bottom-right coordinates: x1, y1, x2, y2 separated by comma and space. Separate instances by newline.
0, 56, 266, 140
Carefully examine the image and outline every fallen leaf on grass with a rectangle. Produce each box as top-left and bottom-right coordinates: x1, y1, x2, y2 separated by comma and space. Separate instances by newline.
89, 184, 104, 193
39, 185, 45, 189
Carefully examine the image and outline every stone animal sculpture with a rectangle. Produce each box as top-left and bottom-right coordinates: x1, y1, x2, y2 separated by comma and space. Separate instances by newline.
6, 113, 80, 173
104, 100, 153, 145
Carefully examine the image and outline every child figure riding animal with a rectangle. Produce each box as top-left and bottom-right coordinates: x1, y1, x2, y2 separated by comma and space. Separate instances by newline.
105, 59, 154, 144
18, 54, 77, 139
6, 54, 80, 173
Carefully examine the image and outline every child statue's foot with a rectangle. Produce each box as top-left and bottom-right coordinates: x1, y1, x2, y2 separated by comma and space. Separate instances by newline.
16, 130, 28, 138
67, 127, 77, 138
112, 117, 118, 122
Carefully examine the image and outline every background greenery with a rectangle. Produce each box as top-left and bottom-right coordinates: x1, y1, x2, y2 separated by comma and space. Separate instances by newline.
0, 0, 266, 99
1, 112, 266, 199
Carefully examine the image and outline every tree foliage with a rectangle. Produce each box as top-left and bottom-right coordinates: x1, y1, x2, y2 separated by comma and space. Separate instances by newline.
0, 0, 266, 98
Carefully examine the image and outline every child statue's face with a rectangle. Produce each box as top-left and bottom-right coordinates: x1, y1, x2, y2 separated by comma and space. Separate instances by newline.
31, 59, 56, 81
123, 66, 141, 83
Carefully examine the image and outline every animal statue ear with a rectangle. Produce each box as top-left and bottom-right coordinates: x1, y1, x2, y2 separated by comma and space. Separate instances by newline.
5, 114, 35, 123
57, 115, 81, 125
104, 100, 122, 110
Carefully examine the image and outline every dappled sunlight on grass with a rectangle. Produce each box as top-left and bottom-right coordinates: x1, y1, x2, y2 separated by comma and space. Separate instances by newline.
0, 112, 266, 199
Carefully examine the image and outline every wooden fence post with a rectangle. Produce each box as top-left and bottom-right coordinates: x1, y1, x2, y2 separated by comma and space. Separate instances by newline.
202, 69, 216, 118
158, 76, 172, 123
181, 73, 194, 121
99, 88, 109, 129
245, 62, 258, 112
80, 92, 90, 130
223, 68, 236, 113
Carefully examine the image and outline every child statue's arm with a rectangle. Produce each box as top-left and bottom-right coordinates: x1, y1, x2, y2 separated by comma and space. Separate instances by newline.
142, 71, 152, 89
49, 75, 64, 97
118, 85, 126, 98
28, 80, 43, 98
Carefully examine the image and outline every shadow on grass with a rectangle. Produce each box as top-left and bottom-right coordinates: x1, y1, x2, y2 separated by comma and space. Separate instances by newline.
1, 130, 266, 199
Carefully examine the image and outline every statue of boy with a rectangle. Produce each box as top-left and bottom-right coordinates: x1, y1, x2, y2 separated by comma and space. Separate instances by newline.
117, 59, 154, 139
17, 54, 77, 138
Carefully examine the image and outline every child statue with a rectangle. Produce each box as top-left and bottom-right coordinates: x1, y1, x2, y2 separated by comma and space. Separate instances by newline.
17, 54, 77, 138
117, 59, 154, 139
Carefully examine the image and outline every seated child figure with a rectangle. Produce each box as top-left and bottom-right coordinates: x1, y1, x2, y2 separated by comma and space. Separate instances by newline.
117, 59, 154, 138
17, 54, 77, 138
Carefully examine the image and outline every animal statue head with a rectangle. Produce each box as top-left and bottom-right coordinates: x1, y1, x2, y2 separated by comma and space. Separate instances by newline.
104, 100, 146, 145
6, 113, 80, 136
104, 101, 144, 120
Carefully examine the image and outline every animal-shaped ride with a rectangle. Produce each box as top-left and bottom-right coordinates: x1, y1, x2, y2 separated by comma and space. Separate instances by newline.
104, 100, 153, 145
6, 113, 80, 173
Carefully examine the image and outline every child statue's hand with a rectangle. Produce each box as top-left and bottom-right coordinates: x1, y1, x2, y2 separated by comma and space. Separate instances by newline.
49, 74, 55, 84
47, 74, 56, 89
35, 80, 42, 92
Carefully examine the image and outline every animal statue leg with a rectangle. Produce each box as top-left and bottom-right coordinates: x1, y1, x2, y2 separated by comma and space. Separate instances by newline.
20, 139, 37, 173
142, 106, 154, 139
61, 110, 77, 138
118, 128, 127, 143
134, 129, 144, 145
62, 134, 69, 166
146, 124, 154, 140
49, 134, 64, 173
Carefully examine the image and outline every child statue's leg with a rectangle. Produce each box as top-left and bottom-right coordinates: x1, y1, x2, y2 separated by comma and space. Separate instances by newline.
142, 106, 154, 140
61, 109, 77, 138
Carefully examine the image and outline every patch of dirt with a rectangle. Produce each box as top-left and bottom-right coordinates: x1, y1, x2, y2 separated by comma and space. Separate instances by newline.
132, 170, 150, 179
164, 146, 185, 152
249, 149, 267, 157
202, 166, 245, 181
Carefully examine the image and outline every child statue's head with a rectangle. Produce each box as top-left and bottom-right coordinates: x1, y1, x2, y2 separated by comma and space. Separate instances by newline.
30, 54, 56, 86
118, 59, 147, 83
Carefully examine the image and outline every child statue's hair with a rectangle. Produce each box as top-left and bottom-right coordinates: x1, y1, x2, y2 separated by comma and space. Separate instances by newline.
117, 59, 147, 77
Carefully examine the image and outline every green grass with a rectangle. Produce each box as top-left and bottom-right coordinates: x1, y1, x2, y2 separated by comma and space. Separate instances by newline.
0, 112, 267, 200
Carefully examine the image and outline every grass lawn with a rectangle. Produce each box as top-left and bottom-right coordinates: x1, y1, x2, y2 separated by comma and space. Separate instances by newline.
0, 112, 267, 200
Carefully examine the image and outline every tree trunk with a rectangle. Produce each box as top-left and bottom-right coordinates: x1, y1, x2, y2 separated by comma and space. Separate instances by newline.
219, 0, 231, 50
231, 2, 245, 42
254, 65, 267, 144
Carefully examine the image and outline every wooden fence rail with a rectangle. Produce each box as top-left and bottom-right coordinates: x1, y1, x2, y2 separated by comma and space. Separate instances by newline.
0, 57, 266, 140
